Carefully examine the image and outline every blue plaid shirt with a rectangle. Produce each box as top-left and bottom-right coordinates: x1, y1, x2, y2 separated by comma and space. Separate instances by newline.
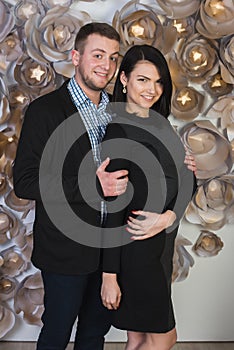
67, 77, 112, 222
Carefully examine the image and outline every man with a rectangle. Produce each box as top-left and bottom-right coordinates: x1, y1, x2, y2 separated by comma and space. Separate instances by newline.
13, 22, 128, 350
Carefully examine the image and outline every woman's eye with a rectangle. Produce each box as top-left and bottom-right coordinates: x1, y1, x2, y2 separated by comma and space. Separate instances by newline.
138, 78, 147, 82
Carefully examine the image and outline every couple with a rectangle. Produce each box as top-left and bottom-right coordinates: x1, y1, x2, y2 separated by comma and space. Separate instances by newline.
13, 22, 196, 350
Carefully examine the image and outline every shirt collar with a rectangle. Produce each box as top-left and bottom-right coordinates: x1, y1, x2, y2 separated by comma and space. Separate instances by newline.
70, 76, 109, 107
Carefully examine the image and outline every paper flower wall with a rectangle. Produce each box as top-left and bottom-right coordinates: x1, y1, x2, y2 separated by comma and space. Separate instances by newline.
0, 0, 233, 337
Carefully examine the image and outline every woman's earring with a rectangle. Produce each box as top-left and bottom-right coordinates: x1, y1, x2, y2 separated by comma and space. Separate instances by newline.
122, 85, 127, 94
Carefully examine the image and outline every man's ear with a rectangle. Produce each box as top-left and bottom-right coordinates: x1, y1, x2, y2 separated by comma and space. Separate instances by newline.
120, 71, 128, 86
71, 49, 80, 66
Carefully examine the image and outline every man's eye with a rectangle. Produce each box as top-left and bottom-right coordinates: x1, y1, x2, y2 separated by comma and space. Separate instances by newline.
110, 56, 117, 62
95, 54, 102, 59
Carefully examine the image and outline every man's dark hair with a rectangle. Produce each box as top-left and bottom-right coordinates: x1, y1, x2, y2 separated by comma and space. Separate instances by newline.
75, 22, 120, 53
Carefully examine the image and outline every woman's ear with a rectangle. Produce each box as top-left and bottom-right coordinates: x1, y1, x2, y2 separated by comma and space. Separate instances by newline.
120, 71, 128, 86
71, 49, 80, 66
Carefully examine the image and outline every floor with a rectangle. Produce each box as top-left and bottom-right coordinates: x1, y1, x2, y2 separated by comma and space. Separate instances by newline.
0, 342, 233, 350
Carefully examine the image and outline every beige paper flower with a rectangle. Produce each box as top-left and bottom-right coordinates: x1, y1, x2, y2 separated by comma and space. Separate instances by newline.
14, 228, 33, 262
0, 32, 23, 63
5, 189, 34, 220
206, 96, 234, 142
0, 304, 15, 338
112, 0, 177, 55
23, 6, 91, 77
0, 276, 18, 301
42, 0, 73, 7
171, 86, 204, 121
192, 230, 224, 257
196, 0, 234, 39
14, 56, 57, 97
185, 174, 234, 229
203, 73, 233, 98
0, 205, 20, 244
0, 1, 15, 42
14, 0, 45, 26
157, 0, 200, 19
0, 246, 28, 277
177, 33, 219, 83
14, 271, 44, 326
180, 120, 233, 179
172, 234, 194, 282
220, 35, 234, 84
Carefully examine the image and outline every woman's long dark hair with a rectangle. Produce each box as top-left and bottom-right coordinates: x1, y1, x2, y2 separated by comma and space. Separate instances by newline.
112, 45, 172, 119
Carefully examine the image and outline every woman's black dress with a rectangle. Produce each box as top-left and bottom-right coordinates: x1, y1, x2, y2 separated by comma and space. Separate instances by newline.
103, 109, 195, 333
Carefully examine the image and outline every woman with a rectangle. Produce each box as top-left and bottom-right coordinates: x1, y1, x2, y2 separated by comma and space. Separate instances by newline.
101, 45, 196, 350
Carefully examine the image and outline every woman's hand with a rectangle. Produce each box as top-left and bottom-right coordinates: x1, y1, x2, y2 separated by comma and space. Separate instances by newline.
127, 210, 176, 240
184, 149, 197, 175
101, 273, 122, 310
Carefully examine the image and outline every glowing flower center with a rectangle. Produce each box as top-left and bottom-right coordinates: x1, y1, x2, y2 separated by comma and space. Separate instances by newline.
192, 50, 202, 62
173, 20, 186, 33
209, 0, 225, 16
190, 49, 208, 70
130, 23, 145, 37
15, 94, 27, 104
177, 91, 192, 106
30, 65, 45, 82
6, 39, 16, 48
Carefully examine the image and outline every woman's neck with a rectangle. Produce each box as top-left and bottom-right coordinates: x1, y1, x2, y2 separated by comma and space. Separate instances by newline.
126, 103, 149, 118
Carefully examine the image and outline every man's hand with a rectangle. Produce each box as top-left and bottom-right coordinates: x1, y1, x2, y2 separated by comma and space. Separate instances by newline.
96, 157, 128, 197
127, 210, 176, 240
101, 273, 121, 310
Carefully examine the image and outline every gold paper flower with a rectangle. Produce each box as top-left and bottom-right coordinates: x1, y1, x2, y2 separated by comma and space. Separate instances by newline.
172, 234, 194, 282
8, 84, 31, 110
0, 276, 18, 301
220, 35, 234, 84
0, 205, 20, 244
185, 174, 234, 229
0, 95, 10, 126
196, 0, 234, 39
203, 73, 233, 98
180, 120, 233, 179
0, 304, 15, 338
23, 6, 91, 77
14, 56, 57, 97
171, 86, 204, 121
14, 271, 44, 326
177, 34, 219, 83
192, 230, 224, 257
0, 246, 28, 277
167, 17, 195, 39
0, 1, 15, 42
0, 133, 18, 180
157, 0, 200, 19
112, 0, 177, 55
